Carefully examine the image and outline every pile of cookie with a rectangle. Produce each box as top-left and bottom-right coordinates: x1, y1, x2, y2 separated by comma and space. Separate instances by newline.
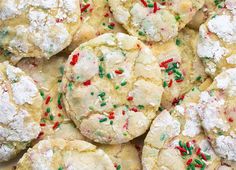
0, 0, 235, 169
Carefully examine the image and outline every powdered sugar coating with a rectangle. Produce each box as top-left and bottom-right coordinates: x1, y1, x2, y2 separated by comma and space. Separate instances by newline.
0, 0, 81, 59
16, 139, 115, 170
0, 62, 42, 162
62, 33, 163, 144
109, 0, 204, 42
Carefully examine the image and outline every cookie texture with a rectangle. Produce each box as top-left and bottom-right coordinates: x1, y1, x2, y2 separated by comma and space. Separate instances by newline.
0, 0, 81, 60
142, 88, 226, 170
196, 68, 236, 162
68, 0, 126, 52
62, 33, 163, 144
0, 62, 42, 162
16, 139, 115, 170
197, 0, 236, 77
151, 28, 207, 109
108, 0, 204, 42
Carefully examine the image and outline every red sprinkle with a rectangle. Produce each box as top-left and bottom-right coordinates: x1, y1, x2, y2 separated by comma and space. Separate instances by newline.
127, 96, 134, 101
140, 0, 147, 7
81, 4, 90, 13
104, 13, 109, 17
115, 70, 123, 74
44, 112, 49, 117
122, 110, 126, 115
201, 153, 207, 161
45, 96, 51, 105
168, 79, 173, 88
153, 2, 160, 13
70, 54, 79, 65
195, 164, 202, 168
58, 104, 63, 110
130, 108, 138, 112
109, 22, 115, 27
196, 148, 201, 155
176, 79, 184, 83
186, 141, 191, 148
175, 146, 187, 153
159, 58, 173, 68
228, 117, 234, 122
108, 112, 115, 119
83, 80, 91, 86
168, 71, 173, 75
53, 121, 60, 130
186, 158, 193, 166
40, 123, 46, 127
123, 119, 128, 129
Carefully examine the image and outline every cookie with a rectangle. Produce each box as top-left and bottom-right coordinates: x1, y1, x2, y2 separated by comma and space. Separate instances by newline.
151, 28, 207, 109
16, 139, 115, 170
62, 33, 163, 144
0, 0, 81, 60
197, 0, 236, 77
142, 88, 226, 170
108, 0, 204, 42
196, 68, 236, 162
68, 0, 126, 52
0, 62, 42, 162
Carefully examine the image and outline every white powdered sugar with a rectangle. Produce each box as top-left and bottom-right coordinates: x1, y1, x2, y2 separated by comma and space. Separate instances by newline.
197, 92, 230, 131
215, 68, 236, 96
215, 135, 236, 161
226, 54, 236, 64
6, 62, 23, 82
12, 76, 38, 105
0, 145, 15, 162
208, 14, 236, 43
197, 25, 229, 62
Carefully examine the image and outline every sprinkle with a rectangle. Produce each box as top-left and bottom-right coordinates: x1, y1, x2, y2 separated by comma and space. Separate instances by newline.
120, 80, 127, 86
99, 118, 107, 123
147, 3, 154, 7
176, 39, 181, 46
106, 73, 112, 79
176, 79, 184, 83
115, 85, 120, 90
123, 119, 128, 130
163, 81, 167, 88
83, 80, 91, 86
53, 121, 60, 130
45, 96, 51, 105
186, 141, 191, 148
40, 123, 46, 127
168, 79, 173, 87
100, 102, 106, 107
110, 121, 113, 125
70, 54, 79, 65
99, 65, 105, 78
195, 159, 203, 165
49, 114, 54, 121
116, 165, 121, 170
104, 13, 109, 17
138, 105, 144, 109
115, 69, 124, 74
175, 146, 187, 153
81, 4, 90, 13
58, 104, 63, 110
130, 107, 138, 112
140, 0, 147, 7
196, 148, 201, 155
228, 117, 234, 122
57, 93, 62, 105
108, 112, 115, 119
153, 2, 160, 13
196, 76, 202, 81
122, 110, 126, 115
46, 107, 51, 113
127, 96, 133, 101
40, 90, 45, 99
68, 82, 73, 90
175, 15, 181, 21
138, 31, 145, 36
58, 167, 63, 170
201, 153, 207, 161
98, 92, 106, 97
186, 158, 193, 166
195, 164, 202, 168
159, 58, 173, 68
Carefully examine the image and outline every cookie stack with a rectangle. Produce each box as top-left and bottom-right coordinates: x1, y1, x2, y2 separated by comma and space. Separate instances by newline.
0, 0, 235, 169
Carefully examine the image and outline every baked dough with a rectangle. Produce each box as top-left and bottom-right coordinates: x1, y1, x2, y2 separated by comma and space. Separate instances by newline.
0, 62, 42, 162
62, 33, 163, 144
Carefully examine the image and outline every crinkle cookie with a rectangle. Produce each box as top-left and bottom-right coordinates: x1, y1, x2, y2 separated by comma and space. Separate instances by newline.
62, 33, 163, 144
0, 62, 42, 162
151, 28, 207, 109
16, 139, 115, 170
142, 88, 226, 170
0, 0, 81, 60
196, 68, 236, 162
197, 0, 236, 77
108, 0, 204, 42
68, 0, 126, 52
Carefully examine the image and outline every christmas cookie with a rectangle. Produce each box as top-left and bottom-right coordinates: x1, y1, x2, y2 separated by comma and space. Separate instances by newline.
0, 0, 81, 60
151, 28, 207, 109
197, 0, 236, 77
142, 88, 226, 170
0, 62, 42, 162
108, 0, 204, 42
16, 139, 115, 170
196, 68, 236, 162
62, 33, 163, 144
68, 0, 126, 52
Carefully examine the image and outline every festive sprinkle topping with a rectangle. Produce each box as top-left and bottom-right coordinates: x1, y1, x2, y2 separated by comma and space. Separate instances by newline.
127, 96, 134, 101
70, 54, 79, 66
140, 0, 148, 7
153, 2, 160, 13
53, 121, 60, 130
83, 80, 91, 86
45, 96, 51, 105
99, 117, 108, 123
159, 58, 174, 68
81, 4, 90, 13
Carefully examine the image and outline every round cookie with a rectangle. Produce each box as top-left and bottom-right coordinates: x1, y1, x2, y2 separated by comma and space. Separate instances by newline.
0, 62, 42, 162
68, 0, 126, 52
151, 28, 207, 109
62, 33, 164, 144
108, 0, 204, 42
197, 0, 236, 77
16, 139, 115, 170
196, 68, 236, 162
0, 0, 81, 60
142, 88, 226, 170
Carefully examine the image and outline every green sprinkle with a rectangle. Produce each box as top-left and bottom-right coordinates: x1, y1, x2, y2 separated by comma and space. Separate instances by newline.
108, 25, 114, 29
100, 102, 106, 107
160, 133, 166, 141
110, 121, 113, 125
123, 132, 127, 136
59, 66, 64, 75
116, 165, 121, 170
106, 73, 112, 79
100, 56, 104, 61
115, 85, 120, 90
179, 140, 183, 147
90, 92, 94, 96
99, 118, 107, 123
190, 164, 195, 170
40, 90, 45, 99
46, 107, 51, 113
196, 76, 202, 81
175, 15, 181, 21
205, 154, 211, 160
195, 159, 202, 165
120, 81, 127, 86
147, 3, 154, 7
113, 104, 118, 108
163, 81, 167, 88
98, 92, 106, 97
58, 167, 63, 170
176, 39, 181, 46
201, 162, 206, 170
99, 65, 105, 78
158, 106, 164, 112
57, 93, 62, 104
49, 114, 54, 121
138, 105, 144, 109
138, 31, 145, 36
68, 82, 73, 90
